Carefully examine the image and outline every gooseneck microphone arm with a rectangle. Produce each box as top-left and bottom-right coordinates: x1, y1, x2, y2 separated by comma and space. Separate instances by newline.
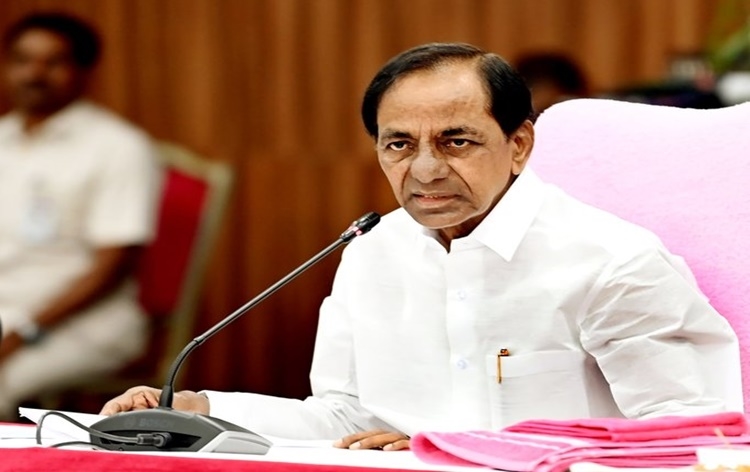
88, 211, 380, 454
158, 211, 381, 408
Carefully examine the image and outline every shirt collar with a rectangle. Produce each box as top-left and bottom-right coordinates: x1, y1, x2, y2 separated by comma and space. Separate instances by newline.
416, 168, 546, 260
0, 100, 92, 143
469, 168, 546, 261
0, 110, 24, 142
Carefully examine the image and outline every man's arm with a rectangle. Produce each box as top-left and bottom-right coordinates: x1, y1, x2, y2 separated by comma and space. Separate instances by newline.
0, 245, 143, 361
581, 247, 743, 417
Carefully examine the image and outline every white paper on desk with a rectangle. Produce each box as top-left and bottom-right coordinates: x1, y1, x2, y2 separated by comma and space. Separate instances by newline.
19, 407, 101, 443
0, 423, 48, 448
0, 424, 40, 440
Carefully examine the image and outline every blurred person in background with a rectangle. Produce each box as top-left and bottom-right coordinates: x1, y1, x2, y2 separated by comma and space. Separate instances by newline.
515, 51, 589, 115
0, 12, 160, 420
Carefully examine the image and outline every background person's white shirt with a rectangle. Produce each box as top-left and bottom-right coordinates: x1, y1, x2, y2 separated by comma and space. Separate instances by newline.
0, 100, 160, 331
0, 100, 161, 416
206, 169, 742, 439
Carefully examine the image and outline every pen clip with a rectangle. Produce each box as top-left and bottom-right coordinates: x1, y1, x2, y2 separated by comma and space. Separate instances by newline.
497, 348, 510, 383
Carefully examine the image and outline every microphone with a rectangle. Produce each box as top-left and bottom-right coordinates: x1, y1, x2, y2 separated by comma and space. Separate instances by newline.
88, 212, 381, 454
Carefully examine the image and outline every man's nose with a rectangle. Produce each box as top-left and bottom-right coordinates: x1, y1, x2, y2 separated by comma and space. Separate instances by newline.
16, 60, 48, 82
410, 146, 449, 183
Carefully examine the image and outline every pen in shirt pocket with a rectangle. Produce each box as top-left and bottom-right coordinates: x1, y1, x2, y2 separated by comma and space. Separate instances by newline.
497, 348, 510, 383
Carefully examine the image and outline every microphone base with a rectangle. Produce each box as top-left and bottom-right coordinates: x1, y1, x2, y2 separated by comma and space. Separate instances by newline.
90, 408, 272, 454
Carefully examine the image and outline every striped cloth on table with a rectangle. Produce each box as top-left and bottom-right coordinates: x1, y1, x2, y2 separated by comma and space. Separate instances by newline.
411, 413, 750, 472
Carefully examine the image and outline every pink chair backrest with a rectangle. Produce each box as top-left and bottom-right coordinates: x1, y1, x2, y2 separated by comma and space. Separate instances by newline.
529, 98, 750, 411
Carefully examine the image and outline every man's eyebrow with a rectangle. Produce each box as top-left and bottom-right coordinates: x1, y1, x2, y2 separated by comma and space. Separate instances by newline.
378, 129, 414, 142
440, 126, 483, 138
378, 126, 484, 143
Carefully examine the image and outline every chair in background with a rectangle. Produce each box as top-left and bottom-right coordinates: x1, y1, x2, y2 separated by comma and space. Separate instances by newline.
135, 141, 233, 386
41, 141, 233, 411
528, 98, 750, 411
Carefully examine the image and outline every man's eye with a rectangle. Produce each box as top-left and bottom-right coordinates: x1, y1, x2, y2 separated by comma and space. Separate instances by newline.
9, 54, 31, 65
386, 141, 409, 151
448, 139, 470, 148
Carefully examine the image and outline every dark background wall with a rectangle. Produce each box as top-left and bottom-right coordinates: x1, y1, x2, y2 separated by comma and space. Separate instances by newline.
0, 0, 737, 399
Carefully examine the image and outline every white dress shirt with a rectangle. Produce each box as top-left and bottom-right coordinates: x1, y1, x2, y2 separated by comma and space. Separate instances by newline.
0, 100, 160, 331
0, 101, 160, 416
207, 168, 742, 439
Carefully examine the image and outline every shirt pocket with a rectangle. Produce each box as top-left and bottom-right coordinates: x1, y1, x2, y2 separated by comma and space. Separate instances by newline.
484, 350, 592, 427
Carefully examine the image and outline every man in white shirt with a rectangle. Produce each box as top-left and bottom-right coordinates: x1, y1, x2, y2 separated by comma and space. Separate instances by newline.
101, 43, 742, 451
0, 13, 160, 419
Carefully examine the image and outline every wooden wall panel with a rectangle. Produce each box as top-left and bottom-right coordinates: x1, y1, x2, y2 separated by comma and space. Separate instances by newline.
0, 0, 737, 401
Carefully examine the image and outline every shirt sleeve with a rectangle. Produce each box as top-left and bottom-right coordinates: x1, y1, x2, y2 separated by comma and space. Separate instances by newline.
580, 246, 744, 418
84, 131, 161, 246
204, 248, 395, 439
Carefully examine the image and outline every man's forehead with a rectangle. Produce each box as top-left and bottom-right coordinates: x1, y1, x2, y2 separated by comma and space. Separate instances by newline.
386, 64, 483, 96
13, 29, 73, 52
377, 95, 493, 137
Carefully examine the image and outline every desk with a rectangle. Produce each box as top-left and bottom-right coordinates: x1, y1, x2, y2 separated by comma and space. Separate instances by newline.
0, 424, 487, 472
0, 447, 426, 472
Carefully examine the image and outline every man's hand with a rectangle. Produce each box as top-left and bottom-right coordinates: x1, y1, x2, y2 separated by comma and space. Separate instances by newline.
99, 386, 210, 416
333, 429, 410, 451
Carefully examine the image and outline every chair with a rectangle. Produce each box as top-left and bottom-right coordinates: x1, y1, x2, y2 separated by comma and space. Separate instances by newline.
135, 141, 233, 385
40, 141, 232, 410
528, 98, 750, 411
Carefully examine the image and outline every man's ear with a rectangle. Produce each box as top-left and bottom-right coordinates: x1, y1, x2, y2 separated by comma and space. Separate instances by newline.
510, 120, 535, 176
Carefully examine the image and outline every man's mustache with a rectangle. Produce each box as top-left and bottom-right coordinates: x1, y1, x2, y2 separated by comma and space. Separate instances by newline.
16, 81, 51, 91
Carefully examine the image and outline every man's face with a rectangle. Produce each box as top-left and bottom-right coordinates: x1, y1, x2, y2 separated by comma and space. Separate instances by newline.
3, 28, 86, 116
376, 61, 534, 244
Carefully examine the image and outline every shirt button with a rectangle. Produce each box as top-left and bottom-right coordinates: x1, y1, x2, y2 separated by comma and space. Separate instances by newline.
456, 359, 468, 370
457, 290, 467, 300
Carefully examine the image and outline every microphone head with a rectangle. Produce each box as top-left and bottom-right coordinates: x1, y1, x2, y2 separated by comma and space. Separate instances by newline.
340, 212, 381, 242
